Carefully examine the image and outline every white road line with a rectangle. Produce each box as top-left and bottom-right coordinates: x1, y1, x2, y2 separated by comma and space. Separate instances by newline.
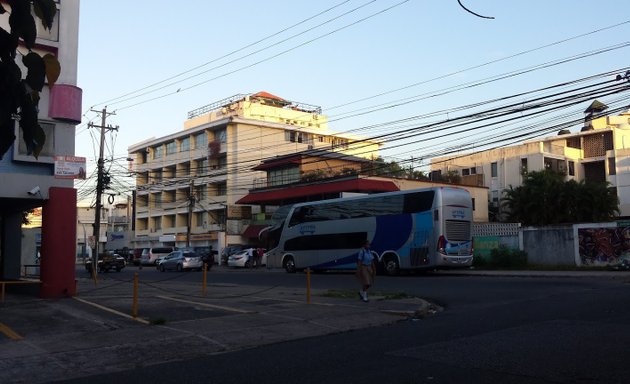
72, 297, 150, 324
155, 295, 254, 314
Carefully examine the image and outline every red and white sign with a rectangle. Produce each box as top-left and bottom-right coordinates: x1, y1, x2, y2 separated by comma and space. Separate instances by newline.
54, 155, 87, 179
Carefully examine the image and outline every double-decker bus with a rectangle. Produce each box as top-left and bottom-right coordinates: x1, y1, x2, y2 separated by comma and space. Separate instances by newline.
264, 187, 473, 275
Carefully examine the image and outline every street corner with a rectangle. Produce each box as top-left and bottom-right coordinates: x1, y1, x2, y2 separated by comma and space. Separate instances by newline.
375, 296, 443, 320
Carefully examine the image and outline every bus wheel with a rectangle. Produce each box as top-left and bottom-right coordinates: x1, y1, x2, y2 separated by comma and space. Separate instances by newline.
284, 257, 296, 273
384, 257, 400, 276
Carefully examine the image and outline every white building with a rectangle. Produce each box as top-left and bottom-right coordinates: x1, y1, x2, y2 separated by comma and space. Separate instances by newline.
431, 103, 630, 218
128, 92, 382, 255
0, 1, 82, 297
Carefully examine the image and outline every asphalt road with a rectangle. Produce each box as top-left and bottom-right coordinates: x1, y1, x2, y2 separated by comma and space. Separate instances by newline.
59, 266, 630, 384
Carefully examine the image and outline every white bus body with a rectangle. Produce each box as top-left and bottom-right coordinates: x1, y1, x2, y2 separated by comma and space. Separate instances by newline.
264, 187, 473, 275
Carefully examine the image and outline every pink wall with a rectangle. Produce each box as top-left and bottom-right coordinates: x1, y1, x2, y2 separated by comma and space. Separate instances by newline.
49, 84, 82, 123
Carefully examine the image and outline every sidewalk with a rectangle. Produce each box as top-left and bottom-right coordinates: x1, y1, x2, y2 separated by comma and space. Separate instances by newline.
0, 274, 431, 384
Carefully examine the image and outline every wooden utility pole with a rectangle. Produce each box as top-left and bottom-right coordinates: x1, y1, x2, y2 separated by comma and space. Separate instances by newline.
88, 107, 118, 276
186, 179, 194, 247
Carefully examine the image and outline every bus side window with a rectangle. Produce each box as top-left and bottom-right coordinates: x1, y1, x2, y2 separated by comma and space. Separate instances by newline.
289, 207, 307, 227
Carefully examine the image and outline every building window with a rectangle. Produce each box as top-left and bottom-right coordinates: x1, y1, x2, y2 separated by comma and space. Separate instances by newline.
520, 158, 528, 175
17, 121, 55, 157
180, 137, 190, 152
568, 161, 575, 176
152, 217, 161, 230
166, 141, 176, 155
609, 157, 616, 175
566, 137, 581, 149
195, 185, 207, 201
152, 169, 162, 183
218, 155, 227, 169
195, 211, 207, 228
153, 145, 163, 159
491, 162, 498, 177
216, 128, 227, 144
217, 182, 227, 196
470, 167, 477, 175
195, 158, 208, 175
462, 168, 470, 176
36, 8, 60, 42
195, 131, 208, 148
491, 190, 499, 207
269, 167, 300, 186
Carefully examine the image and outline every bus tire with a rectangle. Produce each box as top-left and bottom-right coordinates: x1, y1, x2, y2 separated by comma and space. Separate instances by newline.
383, 256, 400, 276
284, 257, 296, 273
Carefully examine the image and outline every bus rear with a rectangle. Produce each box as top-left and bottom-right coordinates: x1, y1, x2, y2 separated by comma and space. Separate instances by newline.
434, 188, 474, 267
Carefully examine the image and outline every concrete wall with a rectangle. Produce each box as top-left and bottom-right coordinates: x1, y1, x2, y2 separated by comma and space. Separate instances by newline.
522, 226, 576, 266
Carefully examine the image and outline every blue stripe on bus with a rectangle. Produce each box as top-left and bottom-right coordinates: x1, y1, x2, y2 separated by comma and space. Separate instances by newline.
372, 214, 412, 253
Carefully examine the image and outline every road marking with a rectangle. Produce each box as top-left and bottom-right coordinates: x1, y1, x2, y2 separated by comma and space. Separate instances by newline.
0, 322, 23, 340
156, 295, 254, 314
72, 297, 150, 324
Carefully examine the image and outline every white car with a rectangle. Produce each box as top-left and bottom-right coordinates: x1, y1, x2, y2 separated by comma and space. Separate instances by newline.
158, 250, 203, 272
227, 248, 266, 268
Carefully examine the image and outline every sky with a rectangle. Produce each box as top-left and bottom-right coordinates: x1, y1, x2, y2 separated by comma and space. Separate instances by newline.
75, 0, 630, 202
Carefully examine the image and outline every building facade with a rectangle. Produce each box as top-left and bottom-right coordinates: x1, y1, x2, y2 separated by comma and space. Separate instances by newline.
0, 0, 82, 297
430, 104, 630, 218
128, 92, 381, 255
238, 149, 489, 223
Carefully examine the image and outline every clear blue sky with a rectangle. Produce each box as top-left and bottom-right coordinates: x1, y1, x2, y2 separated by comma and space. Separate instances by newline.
75, 0, 630, 196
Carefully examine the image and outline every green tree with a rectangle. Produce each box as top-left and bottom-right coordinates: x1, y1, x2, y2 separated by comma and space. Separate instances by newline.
502, 170, 619, 225
362, 157, 406, 177
0, 0, 59, 159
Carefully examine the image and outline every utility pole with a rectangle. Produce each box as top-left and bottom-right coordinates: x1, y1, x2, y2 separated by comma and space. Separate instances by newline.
88, 107, 118, 276
186, 179, 195, 247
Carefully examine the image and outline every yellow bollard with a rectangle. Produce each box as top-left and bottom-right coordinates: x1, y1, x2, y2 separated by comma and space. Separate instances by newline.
202, 263, 208, 297
132, 272, 138, 319
306, 267, 311, 304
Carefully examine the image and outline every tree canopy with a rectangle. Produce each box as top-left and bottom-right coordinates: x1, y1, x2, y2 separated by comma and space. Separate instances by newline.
502, 170, 619, 226
0, 0, 59, 159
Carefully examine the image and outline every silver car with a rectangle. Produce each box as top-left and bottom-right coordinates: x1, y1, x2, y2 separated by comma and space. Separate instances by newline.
158, 251, 203, 272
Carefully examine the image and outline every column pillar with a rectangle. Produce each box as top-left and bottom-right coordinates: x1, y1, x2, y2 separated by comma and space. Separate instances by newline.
40, 187, 77, 298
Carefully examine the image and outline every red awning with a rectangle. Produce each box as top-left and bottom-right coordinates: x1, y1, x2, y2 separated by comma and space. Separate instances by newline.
236, 178, 399, 205
242, 224, 270, 239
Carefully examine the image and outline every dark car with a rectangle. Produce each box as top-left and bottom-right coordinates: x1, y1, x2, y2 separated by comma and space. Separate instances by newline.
85, 252, 126, 273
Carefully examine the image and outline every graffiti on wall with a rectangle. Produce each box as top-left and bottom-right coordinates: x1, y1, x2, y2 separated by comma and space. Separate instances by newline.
578, 226, 630, 266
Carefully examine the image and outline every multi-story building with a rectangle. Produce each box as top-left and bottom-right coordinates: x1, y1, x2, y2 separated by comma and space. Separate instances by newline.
128, 92, 381, 255
430, 102, 630, 218
0, 1, 82, 297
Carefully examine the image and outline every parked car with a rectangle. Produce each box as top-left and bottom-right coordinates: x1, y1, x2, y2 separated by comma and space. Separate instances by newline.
227, 248, 266, 268
155, 254, 169, 265
221, 245, 252, 265
141, 247, 176, 265
131, 248, 143, 265
85, 252, 126, 273
158, 250, 203, 272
